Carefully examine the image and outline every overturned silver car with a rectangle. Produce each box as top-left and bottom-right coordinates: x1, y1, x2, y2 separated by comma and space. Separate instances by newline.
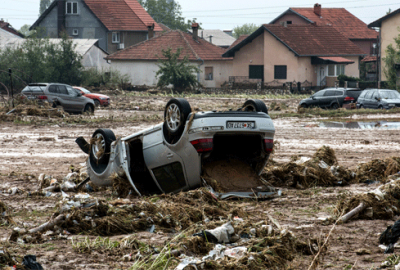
76, 98, 275, 197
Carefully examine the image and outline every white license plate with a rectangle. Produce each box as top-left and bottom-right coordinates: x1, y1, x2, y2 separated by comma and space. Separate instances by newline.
226, 121, 255, 129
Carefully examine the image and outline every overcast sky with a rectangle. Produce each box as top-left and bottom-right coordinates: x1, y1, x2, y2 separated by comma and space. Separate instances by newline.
0, 0, 399, 31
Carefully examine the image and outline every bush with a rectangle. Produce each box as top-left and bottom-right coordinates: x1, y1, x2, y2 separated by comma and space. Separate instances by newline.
156, 47, 201, 92
81, 68, 131, 90
337, 75, 360, 83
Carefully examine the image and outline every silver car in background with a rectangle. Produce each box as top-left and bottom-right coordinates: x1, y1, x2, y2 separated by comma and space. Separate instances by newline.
76, 98, 275, 196
21, 83, 95, 114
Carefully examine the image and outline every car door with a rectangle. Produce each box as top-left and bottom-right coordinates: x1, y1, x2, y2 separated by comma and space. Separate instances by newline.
142, 128, 189, 193
309, 90, 325, 107
363, 91, 373, 108
322, 90, 336, 108
371, 91, 380, 109
66, 85, 87, 112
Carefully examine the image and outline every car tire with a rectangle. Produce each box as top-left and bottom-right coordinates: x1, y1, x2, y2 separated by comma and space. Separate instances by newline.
84, 104, 95, 114
359, 104, 363, 109
300, 104, 308, 108
378, 105, 383, 110
242, 99, 269, 114
331, 103, 339, 110
163, 98, 192, 144
90, 128, 116, 165
94, 100, 100, 107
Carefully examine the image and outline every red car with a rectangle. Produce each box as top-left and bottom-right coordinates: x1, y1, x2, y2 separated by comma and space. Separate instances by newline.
73, 87, 110, 107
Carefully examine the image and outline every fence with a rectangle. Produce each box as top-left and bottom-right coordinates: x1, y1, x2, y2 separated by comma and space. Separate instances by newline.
224, 76, 314, 94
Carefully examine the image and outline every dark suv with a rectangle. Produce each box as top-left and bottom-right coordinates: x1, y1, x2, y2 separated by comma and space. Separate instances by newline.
299, 88, 362, 109
357, 89, 400, 109
21, 83, 95, 114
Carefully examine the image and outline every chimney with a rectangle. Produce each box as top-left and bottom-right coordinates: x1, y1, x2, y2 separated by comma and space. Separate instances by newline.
147, 23, 154, 39
223, 30, 233, 36
314, 3, 321, 17
192, 23, 199, 41
57, 0, 66, 37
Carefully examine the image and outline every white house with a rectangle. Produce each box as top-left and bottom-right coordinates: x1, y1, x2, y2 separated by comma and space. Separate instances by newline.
106, 24, 233, 88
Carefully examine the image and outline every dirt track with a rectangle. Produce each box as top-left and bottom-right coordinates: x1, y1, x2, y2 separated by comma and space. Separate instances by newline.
1, 95, 400, 269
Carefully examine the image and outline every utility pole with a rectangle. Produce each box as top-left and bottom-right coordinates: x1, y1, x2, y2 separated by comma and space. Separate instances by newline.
9, 68, 14, 108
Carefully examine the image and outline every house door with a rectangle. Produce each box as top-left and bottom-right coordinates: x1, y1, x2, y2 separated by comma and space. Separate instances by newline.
249, 65, 264, 81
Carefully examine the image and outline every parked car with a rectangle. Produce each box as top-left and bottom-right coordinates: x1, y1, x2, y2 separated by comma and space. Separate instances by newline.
21, 83, 95, 114
299, 88, 362, 109
76, 98, 275, 198
73, 86, 110, 107
357, 89, 400, 109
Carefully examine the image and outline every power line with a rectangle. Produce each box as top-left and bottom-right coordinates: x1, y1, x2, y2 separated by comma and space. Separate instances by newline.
182, 0, 369, 13
183, 2, 399, 18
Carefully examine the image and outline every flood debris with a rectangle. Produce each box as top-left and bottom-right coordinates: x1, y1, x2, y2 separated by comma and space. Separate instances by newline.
336, 178, 400, 222
356, 157, 400, 183
0, 200, 15, 225
264, 146, 353, 188
0, 100, 66, 121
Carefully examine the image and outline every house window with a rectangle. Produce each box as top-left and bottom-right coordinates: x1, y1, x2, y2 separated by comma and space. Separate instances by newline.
205, 67, 213, 80
336, 65, 345, 76
112, 32, 120, 43
328, 64, 345, 76
249, 65, 264, 80
66, 2, 78, 14
72, 29, 78, 36
274, 65, 287, 79
286, 21, 292, 24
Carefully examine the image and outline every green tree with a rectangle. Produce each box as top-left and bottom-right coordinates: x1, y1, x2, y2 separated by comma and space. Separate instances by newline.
18, 24, 33, 37
40, 0, 53, 15
156, 47, 201, 92
232, 23, 259, 38
0, 33, 83, 88
383, 32, 400, 89
138, 0, 198, 31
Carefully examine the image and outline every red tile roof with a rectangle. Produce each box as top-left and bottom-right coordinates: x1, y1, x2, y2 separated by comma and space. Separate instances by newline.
224, 25, 366, 58
84, 0, 162, 31
361, 55, 377, 62
263, 24, 365, 56
291, 8, 378, 40
226, 35, 248, 51
318, 56, 354, 64
0, 20, 24, 38
107, 30, 232, 61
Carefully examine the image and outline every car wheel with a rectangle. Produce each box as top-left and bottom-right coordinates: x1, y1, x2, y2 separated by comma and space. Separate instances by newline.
90, 129, 116, 164
331, 103, 339, 110
84, 104, 94, 114
94, 100, 100, 107
163, 98, 192, 144
242, 99, 269, 114
359, 104, 363, 109
300, 104, 308, 108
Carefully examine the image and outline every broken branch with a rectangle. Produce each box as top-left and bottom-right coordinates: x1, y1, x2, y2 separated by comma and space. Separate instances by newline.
28, 214, 65, 234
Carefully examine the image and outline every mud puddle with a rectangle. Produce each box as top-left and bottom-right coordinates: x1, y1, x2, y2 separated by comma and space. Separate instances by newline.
320, 120, 400, 129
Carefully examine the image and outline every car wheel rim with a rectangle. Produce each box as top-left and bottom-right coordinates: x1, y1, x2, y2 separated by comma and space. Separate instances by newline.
92, 133, 105, 160
166, 104, 181, 131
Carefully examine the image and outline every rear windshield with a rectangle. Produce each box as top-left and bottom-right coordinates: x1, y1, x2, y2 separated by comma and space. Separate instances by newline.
22, 86, 45, 92
379, 90, 400, 99
346, 90, 362, 98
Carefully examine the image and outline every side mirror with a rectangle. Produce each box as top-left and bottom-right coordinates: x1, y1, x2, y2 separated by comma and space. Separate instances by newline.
312, 96, 316, 100
375, 97, 380, 101
77, 92, 82, 97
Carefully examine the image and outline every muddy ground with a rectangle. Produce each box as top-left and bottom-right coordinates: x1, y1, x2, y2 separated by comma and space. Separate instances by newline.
1, 93, 400, 269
